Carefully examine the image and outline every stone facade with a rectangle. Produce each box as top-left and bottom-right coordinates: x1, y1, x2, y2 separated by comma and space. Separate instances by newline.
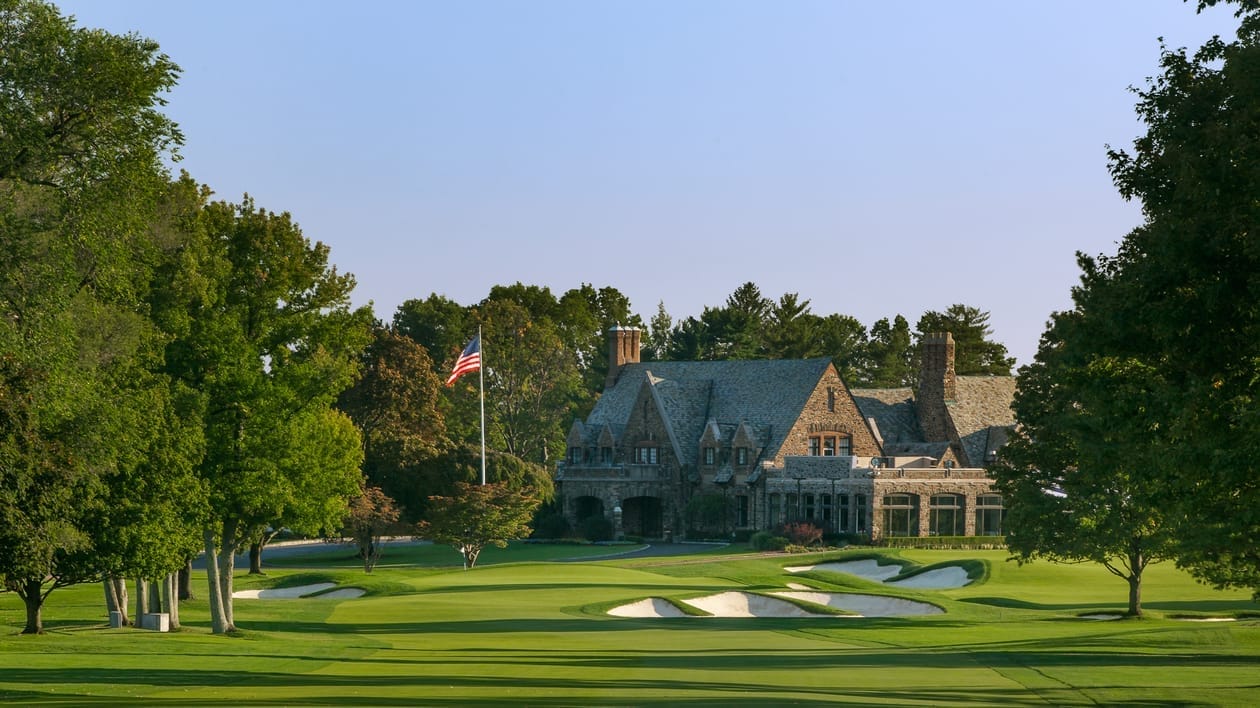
556, 328, 1016, 542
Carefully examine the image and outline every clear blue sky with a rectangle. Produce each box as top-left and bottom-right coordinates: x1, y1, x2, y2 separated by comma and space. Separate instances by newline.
59, 1, 1239, 367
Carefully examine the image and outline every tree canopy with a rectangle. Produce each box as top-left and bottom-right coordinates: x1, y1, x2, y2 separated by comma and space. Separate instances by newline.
998, 0, 1260, 598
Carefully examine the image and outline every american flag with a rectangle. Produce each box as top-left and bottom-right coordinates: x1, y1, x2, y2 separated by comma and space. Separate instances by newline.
445, 335, 481, 386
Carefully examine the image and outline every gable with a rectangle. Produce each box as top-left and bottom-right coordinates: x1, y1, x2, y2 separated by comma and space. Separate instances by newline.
774, 365, 881, 464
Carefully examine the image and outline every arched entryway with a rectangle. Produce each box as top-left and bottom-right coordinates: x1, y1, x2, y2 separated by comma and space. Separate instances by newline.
621, 496, 663, 539
573, 496, 604, 522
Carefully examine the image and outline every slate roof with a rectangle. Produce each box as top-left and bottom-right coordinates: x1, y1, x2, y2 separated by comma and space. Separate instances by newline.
850, 387, 922, 445
952, 376, 1017, 466
584, 358, 834, 466
853, 377, 1015, 466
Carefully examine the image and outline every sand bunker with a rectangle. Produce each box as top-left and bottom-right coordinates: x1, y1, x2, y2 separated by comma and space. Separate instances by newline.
771, 591, 942, 617
787, 560, 971, 589
1080, 613, 1123, 621
888, 567, 971, 589
233, 582, 365, 597
608, 597, 688, 618
610, 590, 942, 618
682, 591, 821, 618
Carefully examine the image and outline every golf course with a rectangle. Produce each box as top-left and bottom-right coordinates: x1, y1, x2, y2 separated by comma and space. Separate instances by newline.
2, 542, 1258, 705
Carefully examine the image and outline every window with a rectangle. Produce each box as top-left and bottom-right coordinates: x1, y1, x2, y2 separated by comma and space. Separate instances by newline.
975, 494, 1005, 536
821, 493, 833, 523
769, 493, 781, 526
634, 446, 658, 464
703, 447, 716, 465
804, 493, 816, 520
855, 494, 867, 533
737, 495, 750, 527
600, 446, 613, 463
786, 493, 799, 522
809, 434, 851, 457
736, 447, 748, 465
882, 494, 918, 537
568, 447, 582, 464
929, 494, 965, 536
827, 387, 836, 412
837, 494, 850, 533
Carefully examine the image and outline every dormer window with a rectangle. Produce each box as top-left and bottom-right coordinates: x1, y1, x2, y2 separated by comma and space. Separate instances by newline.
736, 447, 749, 465
568, 446, 582, 464
703, 447, 716, 465
634, 446, 659, 464
600, 446, 613, 463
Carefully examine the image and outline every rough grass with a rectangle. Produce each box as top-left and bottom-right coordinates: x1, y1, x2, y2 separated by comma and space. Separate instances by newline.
2, 546, 1258, 705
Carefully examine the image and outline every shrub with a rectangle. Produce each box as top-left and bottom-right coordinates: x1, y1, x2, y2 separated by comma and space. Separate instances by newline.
780, 521, 823, 547
751, 531, 788, 551
531, 513, 570, 540
580, 515, 614, 542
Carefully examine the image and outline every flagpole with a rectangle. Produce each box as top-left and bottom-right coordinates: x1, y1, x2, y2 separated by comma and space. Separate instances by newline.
478, 325, 486, 486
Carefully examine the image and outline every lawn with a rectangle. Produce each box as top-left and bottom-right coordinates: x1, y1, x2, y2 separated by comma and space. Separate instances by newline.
2, 544, 1257, 705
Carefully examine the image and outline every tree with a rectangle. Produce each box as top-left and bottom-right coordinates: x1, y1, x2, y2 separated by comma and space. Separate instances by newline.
645, 301, 673, 361
337, 326, 448, 522
1002, 0, 1260, 596
816, 314, 869, 383
416, 482, 541, 569
764, 293, 819, 359
990, 306, 1177, 616
862, 316, 914, 387
393, 293, 472, 372
915, 305, 1015, 375
0, 0, 186, 634
168, 194, 372, 633
346, 486, 401, 573
473, 299, 581, 465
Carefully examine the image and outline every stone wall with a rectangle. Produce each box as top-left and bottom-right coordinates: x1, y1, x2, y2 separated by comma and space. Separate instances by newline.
775, 367, 881, 465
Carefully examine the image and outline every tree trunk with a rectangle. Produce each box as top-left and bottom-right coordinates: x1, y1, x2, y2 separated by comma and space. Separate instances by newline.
203, 527, 231, 634
178, 559, 194, 600
217, 520, 238, 629
1127, 546, 1144, 617
148, 580, 162, 614
134, 578, 149, 627
19, 579, 43, 635
114, 576, 130, 621
161, 572, 180, 630
249, 541, 264, 574
103, 577, 130, 626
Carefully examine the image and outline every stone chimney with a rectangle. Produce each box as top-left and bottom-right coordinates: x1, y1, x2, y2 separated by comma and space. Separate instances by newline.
917, 332, 956, 441
604, 325, 641, 390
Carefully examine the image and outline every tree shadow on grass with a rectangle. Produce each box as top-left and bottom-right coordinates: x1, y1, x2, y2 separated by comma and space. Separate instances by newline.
961, 596, 1259, 613
0, 659, 1239, 706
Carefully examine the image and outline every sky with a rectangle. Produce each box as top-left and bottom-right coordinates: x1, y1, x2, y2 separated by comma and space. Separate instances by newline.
57, 1, 1241, 367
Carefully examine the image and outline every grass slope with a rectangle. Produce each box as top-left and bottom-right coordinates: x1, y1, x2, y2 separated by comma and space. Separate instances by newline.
1, 545, 1257, 705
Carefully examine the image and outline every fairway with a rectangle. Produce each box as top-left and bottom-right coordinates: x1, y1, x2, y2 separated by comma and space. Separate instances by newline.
2, 545, 1258, 705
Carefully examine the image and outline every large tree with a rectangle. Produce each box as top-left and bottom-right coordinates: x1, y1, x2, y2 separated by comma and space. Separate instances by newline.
168, 194, 373, 633
337, 326, 447, 522
1002, 0, 1260, 597
991, 306, 1177, 615
0, 0, 186, 634
471, 299, 581, 465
